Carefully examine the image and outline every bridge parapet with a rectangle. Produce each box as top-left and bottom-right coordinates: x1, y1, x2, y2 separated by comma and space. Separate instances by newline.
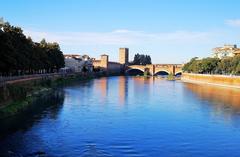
175, 64, 183, 68
155, 65, 171, 68
154, 64, 182, 66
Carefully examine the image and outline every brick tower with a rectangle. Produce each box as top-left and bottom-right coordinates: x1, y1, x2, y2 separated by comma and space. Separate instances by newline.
119, 48, 129, 65
100, 54, 109, 70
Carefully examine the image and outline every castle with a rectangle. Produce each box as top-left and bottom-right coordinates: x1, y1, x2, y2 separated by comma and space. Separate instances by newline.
92, 48, 129, 74
63, 48, 129, 74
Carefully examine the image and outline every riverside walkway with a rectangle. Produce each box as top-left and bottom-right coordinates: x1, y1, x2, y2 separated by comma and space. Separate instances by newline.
0, 73, 66, 86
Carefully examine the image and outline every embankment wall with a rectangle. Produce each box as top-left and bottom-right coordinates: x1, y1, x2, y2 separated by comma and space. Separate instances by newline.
182, 73, 240, 89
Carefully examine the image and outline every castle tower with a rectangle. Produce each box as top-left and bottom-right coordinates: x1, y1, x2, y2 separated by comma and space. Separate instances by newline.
100, 54, 109, 70
119, 48, 129, 65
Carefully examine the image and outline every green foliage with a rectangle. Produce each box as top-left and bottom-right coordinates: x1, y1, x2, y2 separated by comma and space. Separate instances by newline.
0, 87, 5, 102
0, 21, 65, 76
0, 98, 31, 119
0, 79, 56, 105
183, 55, 240, 75
144, 70, 149, 77
131, 53, 152, 65
167, 73, 175, 81
39, 79, 52, 87
0, 74, 95, 119
7, 85, 28, 101
200, 57, 219, 74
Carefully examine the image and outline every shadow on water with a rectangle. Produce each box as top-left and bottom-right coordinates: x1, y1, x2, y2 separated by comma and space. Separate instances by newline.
0, 89, 65, 140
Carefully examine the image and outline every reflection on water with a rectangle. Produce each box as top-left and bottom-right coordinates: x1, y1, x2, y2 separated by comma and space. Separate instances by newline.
184, 82, 240, 108
118, 76, 128, 105
1, 77, 240, 157
0, 89, 65, 140
94, 76, 156, 106
184, 82, 240, 125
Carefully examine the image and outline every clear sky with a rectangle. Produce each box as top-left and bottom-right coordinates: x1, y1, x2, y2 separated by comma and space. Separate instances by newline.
1, 0, 240, 63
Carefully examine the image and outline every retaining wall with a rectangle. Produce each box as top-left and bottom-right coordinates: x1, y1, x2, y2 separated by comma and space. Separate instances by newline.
182, 73, 240, 89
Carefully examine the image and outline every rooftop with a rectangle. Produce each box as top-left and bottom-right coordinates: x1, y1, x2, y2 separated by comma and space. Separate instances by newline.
64, 54, 81, 58
213, 44, 240, 53
233, 50, 240, 54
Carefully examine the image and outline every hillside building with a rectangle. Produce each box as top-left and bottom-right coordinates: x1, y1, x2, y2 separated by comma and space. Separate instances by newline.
212, 44, 240, 59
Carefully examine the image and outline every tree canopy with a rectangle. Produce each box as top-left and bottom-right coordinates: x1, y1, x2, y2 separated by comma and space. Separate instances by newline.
131, 53, 152, 65
183, 56, 240, 75
0, 21, 65, 76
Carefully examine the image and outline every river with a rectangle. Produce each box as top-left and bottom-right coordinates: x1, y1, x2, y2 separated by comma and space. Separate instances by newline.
1, 76, 240, 157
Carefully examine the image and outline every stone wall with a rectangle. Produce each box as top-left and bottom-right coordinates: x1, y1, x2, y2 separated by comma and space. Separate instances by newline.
92, 60, 102, 68
93, 54, 123, 74
182, 73, 240, 89
108, 62, 122, 74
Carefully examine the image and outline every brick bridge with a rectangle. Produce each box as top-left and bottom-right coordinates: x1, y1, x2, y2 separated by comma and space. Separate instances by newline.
126, 64, 183, 76
93, 48, 183, 76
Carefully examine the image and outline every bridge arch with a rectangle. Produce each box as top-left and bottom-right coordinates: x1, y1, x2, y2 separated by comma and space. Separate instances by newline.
175, 71, 182, 76
125, 64, 183, 76
154, 70, 170, 76
125, 68, 144, 75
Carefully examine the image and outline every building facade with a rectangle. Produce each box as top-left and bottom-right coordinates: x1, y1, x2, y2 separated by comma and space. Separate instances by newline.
212, 44, 240, 59
64, 48, 129, 74
0, 17, 3, 25
64, 54, 93, 73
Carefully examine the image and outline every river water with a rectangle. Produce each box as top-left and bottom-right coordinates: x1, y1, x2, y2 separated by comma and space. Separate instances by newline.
1, 76, 240, 157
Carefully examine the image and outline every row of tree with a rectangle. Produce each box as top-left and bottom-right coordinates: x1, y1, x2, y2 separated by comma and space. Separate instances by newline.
130, 53, 152, 65
0, 22, 65, 76
183, 55, 240, 75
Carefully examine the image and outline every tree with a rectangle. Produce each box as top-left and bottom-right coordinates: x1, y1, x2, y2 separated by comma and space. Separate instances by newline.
132, 53, 152, 65
235, 63, 240, 75
0, 21, 65, 76
217, 58, 232, 75
183, 55, 240, 75
201, 57, 220, 74
183, 57, 199, 73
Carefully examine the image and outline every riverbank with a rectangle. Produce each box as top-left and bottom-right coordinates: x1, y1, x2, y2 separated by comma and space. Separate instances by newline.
0, 72, 106, 119
182, 73, 240, 89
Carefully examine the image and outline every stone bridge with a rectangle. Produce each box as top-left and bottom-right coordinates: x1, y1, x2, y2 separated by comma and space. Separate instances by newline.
126, 64, 183, 76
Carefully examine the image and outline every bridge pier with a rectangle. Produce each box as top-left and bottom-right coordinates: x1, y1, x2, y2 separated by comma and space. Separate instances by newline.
146, 64, 155, 76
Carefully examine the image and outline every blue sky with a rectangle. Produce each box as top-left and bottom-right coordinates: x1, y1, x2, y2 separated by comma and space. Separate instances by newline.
1, 0, 240, 63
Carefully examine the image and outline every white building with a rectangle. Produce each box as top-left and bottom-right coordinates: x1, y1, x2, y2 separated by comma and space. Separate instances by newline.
212, 44, 240, 59
0, 17, 4, 25
63, 54, 93, 73
0, 17, 4, 31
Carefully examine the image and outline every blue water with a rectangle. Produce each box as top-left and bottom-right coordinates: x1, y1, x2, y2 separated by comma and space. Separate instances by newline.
1, 76, 240, 157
